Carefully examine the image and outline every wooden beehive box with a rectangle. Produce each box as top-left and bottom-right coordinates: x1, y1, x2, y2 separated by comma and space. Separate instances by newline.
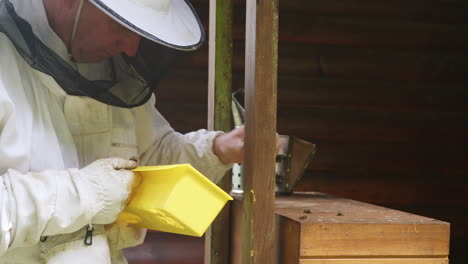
276, 193, 450, 264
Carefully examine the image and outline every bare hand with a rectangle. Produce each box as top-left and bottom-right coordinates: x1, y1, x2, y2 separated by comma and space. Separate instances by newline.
213, 126, 281, 164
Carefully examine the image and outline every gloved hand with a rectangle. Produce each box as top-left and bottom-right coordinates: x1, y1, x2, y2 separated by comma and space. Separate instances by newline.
72, 158, 138, 224
39, 156, 139, 263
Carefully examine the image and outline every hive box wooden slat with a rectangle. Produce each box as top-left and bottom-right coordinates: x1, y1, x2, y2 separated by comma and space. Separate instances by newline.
300, 259, 448, 264
276, 193, 450, 264
230, 192, 450, 263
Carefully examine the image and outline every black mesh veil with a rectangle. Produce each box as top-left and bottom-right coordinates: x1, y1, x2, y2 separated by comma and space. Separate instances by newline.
0, 0, 182, 108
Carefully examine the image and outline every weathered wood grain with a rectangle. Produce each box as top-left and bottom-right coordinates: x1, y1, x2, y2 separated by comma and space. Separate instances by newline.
300, 259, 448, 264
205, 0, 233, 263
241, 0, 278, 262
155, 69, 468, 112
276, 193, 450, 261
156, 101, 468, 145
192, 0, 468, 25
164, 42, 468, 83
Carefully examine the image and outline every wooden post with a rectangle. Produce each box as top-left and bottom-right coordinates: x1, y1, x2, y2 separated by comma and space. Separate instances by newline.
242, 0, 279, 263
205, 0, 233, 263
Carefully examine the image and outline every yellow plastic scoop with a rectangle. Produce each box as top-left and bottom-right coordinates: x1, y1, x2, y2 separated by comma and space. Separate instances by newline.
119, 164, 233, 237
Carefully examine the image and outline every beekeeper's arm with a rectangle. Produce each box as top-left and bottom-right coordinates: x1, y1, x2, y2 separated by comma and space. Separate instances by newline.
0, 90, 138, 255
136, 97, 238, 184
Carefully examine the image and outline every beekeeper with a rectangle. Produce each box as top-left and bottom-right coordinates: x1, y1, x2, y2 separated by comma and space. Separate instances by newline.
0, 0, 245, 262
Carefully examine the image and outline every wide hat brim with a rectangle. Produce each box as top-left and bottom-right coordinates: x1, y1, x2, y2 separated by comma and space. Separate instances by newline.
89, 0, 204, 51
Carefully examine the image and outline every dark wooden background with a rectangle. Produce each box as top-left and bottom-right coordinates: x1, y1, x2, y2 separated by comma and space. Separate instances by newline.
126, 0, 468, 263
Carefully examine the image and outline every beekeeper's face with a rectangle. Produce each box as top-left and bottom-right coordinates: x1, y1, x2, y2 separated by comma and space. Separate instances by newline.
70, 1, 141, 63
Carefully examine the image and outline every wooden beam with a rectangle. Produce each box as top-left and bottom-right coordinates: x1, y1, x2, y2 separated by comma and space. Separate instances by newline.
205, 0, 233, 263
300, 258, 449, 264
242, 0, 279, 262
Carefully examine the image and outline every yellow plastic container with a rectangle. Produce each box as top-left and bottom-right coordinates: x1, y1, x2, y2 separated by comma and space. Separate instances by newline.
119, 164, 233, 237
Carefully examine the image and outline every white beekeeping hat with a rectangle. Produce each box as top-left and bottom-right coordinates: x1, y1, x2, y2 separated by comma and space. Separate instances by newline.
89, 0, 204, 50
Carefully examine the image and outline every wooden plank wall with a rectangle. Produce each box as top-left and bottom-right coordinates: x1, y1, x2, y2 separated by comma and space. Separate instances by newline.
127, 0, 468, 263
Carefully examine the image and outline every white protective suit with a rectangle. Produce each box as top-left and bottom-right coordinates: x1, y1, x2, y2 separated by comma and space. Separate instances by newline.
0, 0, 231, 263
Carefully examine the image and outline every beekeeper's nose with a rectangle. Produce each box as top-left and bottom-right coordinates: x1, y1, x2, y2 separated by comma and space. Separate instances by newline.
118, 32, 141, 57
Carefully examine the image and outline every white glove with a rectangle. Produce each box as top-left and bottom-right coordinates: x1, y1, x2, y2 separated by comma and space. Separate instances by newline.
71, 158, 138, 224
0, 158, 138, 254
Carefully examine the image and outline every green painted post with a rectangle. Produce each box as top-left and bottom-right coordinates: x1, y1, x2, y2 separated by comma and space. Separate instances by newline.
205, 0, 233, 263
